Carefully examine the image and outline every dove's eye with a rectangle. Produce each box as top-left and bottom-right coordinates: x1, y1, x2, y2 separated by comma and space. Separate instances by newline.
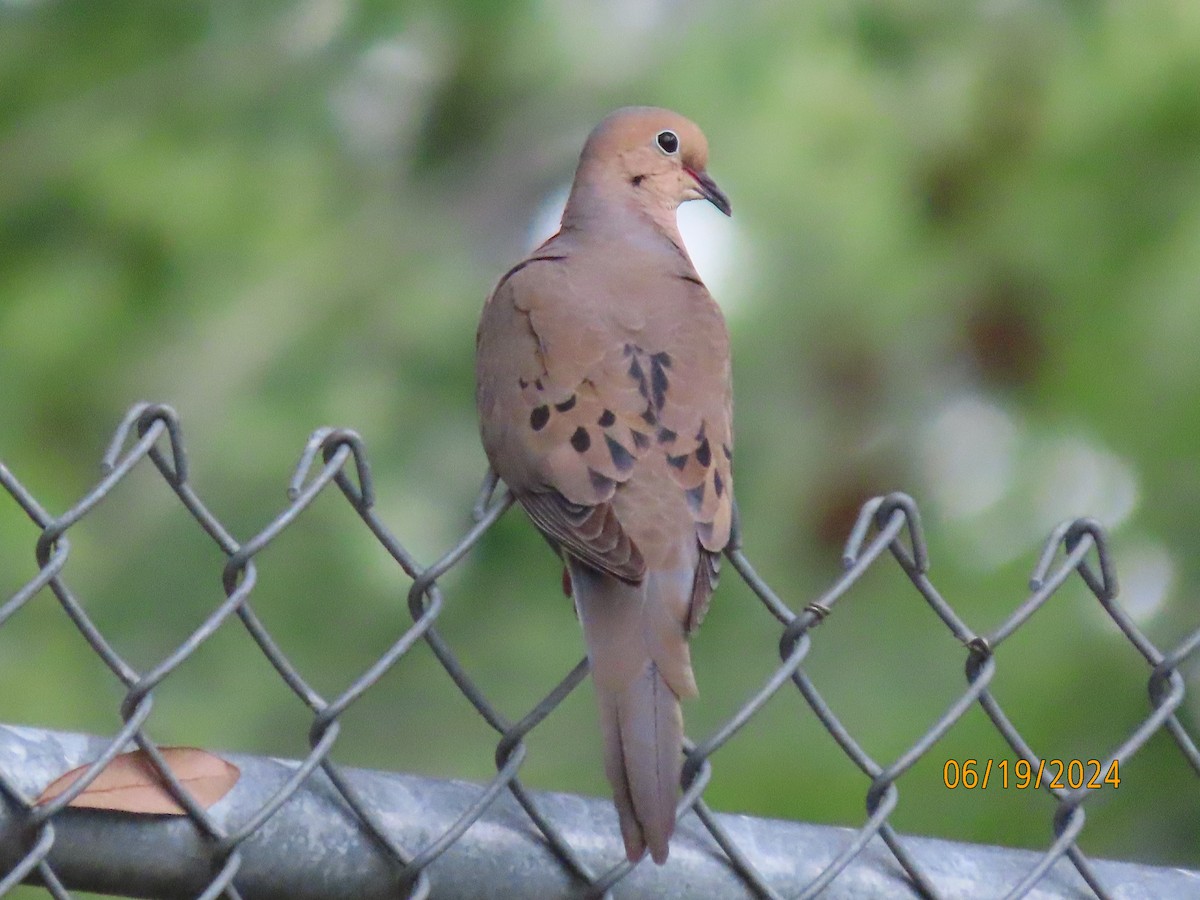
655, 130, 679, 155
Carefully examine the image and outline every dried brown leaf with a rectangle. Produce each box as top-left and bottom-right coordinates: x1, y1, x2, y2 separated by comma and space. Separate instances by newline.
36, 747, 240, 815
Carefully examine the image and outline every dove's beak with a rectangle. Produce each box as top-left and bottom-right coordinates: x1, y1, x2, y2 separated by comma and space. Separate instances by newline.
686, 168, 732, 217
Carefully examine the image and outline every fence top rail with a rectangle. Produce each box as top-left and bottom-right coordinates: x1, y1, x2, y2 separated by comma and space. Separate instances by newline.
2, 725, 1198, 900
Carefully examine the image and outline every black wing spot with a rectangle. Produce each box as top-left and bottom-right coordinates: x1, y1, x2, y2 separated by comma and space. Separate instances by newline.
589, 469, 615, 493
518, 377, 528, 389
535, 378, 544, 390
530, 406, 550, 431
686, 483, 706, 513
667, 453, 688, 470
606, 435, 635, 472
652, 351, 672, 368
631, 430, 651, 450
570, 426, 591, 453
640, 408, 658, 426
631, 174, 645, 187
598, 409, 616, 427
650, 359, 669, 410
722, 443, 733, 460
714, 470, 724, 497
695, 437, 712, 468
629, 357, 647, 395
657, 428, 677, 444
555, 395, 577, 412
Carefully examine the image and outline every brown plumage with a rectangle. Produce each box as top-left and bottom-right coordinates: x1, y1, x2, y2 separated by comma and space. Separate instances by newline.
475, 107, 734, 864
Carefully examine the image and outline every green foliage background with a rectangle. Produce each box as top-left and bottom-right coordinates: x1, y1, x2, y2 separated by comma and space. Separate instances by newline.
2, 0, 1199, 887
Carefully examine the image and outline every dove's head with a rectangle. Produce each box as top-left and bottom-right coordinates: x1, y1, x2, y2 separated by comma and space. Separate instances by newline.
566, 107, 731, 231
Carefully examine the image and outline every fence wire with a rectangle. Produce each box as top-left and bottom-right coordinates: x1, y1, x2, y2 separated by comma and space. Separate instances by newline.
0, 402, 1198, 900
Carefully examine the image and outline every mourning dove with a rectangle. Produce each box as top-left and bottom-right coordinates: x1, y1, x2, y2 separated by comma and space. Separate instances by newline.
475, 106, 733, 865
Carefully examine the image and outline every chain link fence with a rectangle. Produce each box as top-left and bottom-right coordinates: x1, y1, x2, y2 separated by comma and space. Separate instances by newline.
1, 402, 1198, 899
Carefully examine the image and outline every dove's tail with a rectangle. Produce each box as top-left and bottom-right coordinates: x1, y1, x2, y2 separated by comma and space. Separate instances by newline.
568, 557, 697, 865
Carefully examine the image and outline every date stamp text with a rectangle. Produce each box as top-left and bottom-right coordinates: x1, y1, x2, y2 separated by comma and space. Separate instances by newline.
942, 758, 1120, 790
